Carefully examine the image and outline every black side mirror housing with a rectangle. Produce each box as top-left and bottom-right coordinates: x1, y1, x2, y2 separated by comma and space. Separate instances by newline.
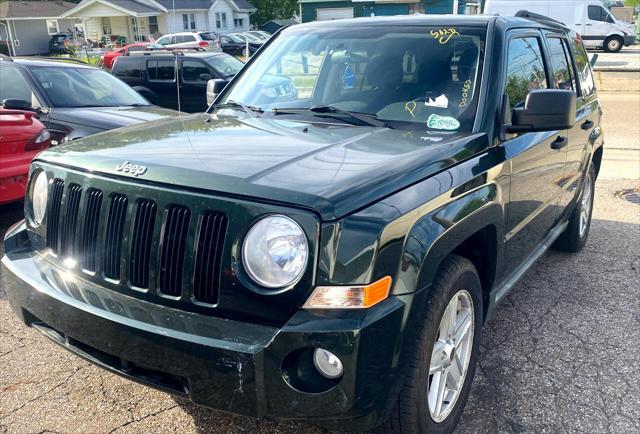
508, 89, 576, 133
206, 78, 228, 106
2, 98, 32, 111
199, 73, 213, 81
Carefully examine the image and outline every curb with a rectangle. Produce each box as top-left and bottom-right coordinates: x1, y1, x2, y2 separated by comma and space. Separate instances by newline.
593, 70, 640, 93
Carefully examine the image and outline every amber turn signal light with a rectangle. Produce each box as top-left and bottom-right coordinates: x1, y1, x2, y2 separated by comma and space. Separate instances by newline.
303, 276, 392, 309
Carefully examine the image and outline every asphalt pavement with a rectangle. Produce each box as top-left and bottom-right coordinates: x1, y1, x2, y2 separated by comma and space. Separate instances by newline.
1, 94, 639, 432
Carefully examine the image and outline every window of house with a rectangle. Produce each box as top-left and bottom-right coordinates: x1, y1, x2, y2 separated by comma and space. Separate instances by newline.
215, 12, 227, 29
46, 20, 59, 35
101, 17, 112, 34
148, 16, 159, 34
504, 37, 548, 110
547, 37, 575, 91
183, 13, 196, 30
234, 18, 243, 27
147, 59, 175, 81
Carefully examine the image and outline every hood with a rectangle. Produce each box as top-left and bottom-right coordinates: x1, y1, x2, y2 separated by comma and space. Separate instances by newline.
36, 113, 488, 220
50, 105, 178, 131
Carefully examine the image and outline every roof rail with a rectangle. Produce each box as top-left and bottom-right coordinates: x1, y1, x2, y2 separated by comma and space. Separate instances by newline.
0, 53, 13, 61
514, 10, 568, 30
123, 47, 206, 56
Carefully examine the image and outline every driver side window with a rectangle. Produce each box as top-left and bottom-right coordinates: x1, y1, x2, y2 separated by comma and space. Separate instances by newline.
0, 66, 41, 108
504, 37, 548, 110
588, 5, 611, 22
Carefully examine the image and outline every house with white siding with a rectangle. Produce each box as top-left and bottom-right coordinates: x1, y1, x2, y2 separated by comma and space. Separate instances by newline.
58, 0, 256, 46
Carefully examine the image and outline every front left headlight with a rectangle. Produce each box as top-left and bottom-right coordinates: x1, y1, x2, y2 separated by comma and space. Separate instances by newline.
30, 170, 48, 226
242, 215, 308, 289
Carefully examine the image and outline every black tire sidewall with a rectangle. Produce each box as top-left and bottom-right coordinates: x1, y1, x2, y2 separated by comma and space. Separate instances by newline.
604, 36, 622, 53
413, 257, 483, 434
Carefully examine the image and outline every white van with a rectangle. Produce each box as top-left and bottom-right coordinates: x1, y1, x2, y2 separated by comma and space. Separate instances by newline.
484, 0, 636, 52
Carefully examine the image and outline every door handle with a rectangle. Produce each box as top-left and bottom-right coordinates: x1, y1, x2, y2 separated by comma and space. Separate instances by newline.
581, 120, 594, 130
551, 136, 568, 150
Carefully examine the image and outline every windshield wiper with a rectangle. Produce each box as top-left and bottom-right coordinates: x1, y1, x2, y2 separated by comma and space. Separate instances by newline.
213, 100, 262, 117
272, 105, 389, 128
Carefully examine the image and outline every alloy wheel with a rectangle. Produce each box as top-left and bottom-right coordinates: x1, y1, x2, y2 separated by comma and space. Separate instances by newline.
579, 172, 593, 238
428, 290, 474, 423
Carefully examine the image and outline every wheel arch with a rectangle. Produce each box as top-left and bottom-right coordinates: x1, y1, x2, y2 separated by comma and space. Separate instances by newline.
394, 185, 504, 321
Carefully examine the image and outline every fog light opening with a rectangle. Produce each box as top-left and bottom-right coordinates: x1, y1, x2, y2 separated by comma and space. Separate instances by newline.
313, 348, 343, 379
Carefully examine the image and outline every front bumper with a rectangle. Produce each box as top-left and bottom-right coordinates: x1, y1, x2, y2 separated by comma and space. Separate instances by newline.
623, 35, 636, 46
2, 221, 408, 430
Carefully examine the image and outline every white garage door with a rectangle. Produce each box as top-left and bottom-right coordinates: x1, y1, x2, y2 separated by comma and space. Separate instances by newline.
316, 7, 354, 21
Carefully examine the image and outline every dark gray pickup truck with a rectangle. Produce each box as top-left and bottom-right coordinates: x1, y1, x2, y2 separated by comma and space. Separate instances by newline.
3, 12, 603, 433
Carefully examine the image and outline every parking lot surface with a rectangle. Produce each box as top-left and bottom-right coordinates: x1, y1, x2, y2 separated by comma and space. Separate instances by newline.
1, 177, 638, 433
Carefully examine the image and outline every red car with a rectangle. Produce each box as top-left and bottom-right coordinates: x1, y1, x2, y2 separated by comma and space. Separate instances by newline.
0, 108, 52, 204
102, 43, 160, 69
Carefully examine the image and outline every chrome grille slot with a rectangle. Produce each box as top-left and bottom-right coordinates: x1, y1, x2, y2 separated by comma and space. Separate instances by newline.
103, 194, 128, 280
80, 188, 103, 272
158, 205, 191, 297
46, 179, 64, 252
60, 184, 82, 258
129, 199, 157, 289
193, 211, 228, 305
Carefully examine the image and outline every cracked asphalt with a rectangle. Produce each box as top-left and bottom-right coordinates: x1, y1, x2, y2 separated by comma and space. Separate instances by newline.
1, 178, 638, 433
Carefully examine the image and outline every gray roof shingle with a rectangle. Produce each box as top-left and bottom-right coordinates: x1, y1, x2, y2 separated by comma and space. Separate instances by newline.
231, 0, 255, 11
154, 0, 212, 9
106, 0, 164, 13
0, 0, 79, 18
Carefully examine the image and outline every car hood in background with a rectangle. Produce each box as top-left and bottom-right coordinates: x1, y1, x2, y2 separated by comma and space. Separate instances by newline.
50, 106, 178, 131
36, 113, 489, 220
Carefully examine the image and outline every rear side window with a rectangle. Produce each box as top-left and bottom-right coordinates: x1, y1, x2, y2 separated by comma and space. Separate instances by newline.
546, 37, 575, 91
113, 59, 141, 78
505, 37, 548, 109
183, 35, 196, 42
147, 59, 175, 81
569, 36, 596, 97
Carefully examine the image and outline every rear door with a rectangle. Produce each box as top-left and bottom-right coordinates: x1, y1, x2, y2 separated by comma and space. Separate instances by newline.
501, 31, 569, 274
145, 58, 179, 110
542, 32, 595, 214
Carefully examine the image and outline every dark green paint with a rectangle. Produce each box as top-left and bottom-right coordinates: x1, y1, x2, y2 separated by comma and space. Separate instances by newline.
2, 15, 604, 432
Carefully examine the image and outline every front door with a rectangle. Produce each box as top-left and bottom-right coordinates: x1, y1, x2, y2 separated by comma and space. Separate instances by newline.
501, 33, 569, 274
583, 4, 615, 48
179, 58, 212, 112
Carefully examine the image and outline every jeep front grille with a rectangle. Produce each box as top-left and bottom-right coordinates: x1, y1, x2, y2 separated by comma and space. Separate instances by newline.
43, 181, 228, 311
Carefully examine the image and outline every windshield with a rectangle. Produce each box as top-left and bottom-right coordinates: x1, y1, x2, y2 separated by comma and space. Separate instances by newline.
219, 25, 485, 131
243, 33, 262, 42
231, 34, 248, 42
205, 55, 243, 78
30, 66, 149, 108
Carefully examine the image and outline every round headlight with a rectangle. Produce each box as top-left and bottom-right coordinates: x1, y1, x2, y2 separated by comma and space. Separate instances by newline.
30, 171, 48, 226
242, 215, 308, 289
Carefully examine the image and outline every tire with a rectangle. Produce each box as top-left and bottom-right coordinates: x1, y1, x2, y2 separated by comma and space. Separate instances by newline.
379, 255, 483, 434
604, 36, 623, 53
553, 164, 596, 253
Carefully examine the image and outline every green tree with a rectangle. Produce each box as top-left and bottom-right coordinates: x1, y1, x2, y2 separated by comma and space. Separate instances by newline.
250, 0, 298, 27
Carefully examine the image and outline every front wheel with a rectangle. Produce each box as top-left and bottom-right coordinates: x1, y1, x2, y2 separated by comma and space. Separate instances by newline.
380, 255, 482, 433
604, 36, 623, 53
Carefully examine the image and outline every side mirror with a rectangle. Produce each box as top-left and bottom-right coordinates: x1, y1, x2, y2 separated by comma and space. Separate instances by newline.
507, 90, 576, 133
199, 73, 213, 81
2, 98, 32, 110
206, 78, 227, 105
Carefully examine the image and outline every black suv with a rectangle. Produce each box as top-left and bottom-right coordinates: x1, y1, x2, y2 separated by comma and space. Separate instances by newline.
111, 50, 244, 112
3, 13, 603, 433
0, 57, 177, 141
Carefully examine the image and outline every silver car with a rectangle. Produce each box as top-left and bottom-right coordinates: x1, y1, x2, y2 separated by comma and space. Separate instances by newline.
155, 32, 221, 52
